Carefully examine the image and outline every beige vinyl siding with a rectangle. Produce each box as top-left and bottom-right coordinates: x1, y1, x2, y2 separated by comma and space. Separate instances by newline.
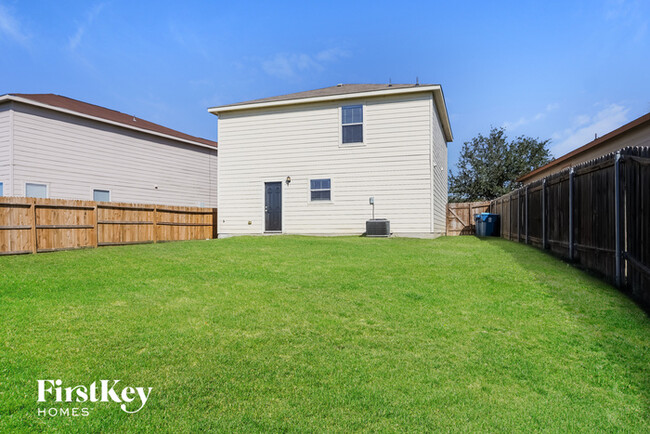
0, 104, 11, 194
431, 98, 448, 235
218, 92, 440, 236
11, 103, 217, 206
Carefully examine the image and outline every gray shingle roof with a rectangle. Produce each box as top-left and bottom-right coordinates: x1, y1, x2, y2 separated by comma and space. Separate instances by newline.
7, 93, 217, 148
223, 83, 437, 107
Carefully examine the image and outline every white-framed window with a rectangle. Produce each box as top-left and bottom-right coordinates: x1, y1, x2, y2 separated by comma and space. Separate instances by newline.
310, 178, 331, 201
0, 182, 3, 197
93, 189, 111, 202
26, 183, 48, 198
341, 105, 363, 144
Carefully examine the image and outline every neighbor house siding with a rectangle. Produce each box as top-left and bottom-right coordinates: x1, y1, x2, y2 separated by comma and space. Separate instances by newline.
524, 122, 650, 183
11, 102, 217, 206
0, 104, 11, 194
218, 92, 437, 236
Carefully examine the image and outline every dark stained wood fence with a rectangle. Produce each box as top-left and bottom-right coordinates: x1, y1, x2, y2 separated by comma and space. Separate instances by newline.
489, 147, 650, 308
446, 201, 490, 235
0, 197, 217, 255
624, 147, 650, 307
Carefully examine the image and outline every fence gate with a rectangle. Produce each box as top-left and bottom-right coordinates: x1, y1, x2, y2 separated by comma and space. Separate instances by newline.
446, 201, 490, 236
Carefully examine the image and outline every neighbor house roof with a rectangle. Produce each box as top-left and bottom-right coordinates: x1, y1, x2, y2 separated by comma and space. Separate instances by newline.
209, 83, 453, 142
0, 93, 217, 149
518, 111, 650, 183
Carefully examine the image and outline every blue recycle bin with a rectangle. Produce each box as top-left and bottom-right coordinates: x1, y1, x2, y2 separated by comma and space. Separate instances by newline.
474, 213, 500, 237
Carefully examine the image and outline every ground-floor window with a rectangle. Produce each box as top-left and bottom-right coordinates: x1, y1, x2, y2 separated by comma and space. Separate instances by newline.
26, 183, 47, 198
93, 189, 110, 202
310, 178, 331, 201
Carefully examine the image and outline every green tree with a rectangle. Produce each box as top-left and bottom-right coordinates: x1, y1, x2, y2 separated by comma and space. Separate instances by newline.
449, 127, 552, 202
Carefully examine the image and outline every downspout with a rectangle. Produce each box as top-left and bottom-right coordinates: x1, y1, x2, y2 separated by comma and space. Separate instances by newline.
429, 97, 434, 234
9, 101, 15, 196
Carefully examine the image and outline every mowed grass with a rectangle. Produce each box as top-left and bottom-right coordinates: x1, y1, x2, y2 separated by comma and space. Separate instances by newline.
0, 236, 648, 432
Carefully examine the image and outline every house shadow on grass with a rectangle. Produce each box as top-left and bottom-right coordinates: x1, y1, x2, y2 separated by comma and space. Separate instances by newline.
472, 235, 650, 417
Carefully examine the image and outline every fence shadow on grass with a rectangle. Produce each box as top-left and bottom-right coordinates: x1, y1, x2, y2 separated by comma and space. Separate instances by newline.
476, 236, 649, 315
489, 147, 650, 310
475, 236, 650, 413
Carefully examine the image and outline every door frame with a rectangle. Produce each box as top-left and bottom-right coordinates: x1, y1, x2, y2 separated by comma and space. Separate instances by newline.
263, 181, 283, 233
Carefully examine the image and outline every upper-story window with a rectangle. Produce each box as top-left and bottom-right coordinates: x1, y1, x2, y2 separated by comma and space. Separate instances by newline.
341, 105, 363, 144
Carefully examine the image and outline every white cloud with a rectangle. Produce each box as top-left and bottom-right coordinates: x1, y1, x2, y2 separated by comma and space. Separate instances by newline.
168, 22, 211, 60
0, 4, 29, 45
69, 3, 105, 51
550, 103, 630, 157
603, 0, 648, 43
314, 47, 349, 62
503, 103, 559, 130
262, 48, 350, 79
604, 0, 633, 20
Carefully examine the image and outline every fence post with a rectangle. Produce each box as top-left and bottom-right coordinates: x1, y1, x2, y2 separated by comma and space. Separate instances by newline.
153, 205, 158, 243
500, 198, 503, 237
615, 151, 621, 287
568, 168, 574, 261
30, 199, 37, 254
92, 204, 98, 248
212, 208, 219, 239
517, 189, 521, 242
525, 186, 529, 244
509, 194, 515, 241
542, 179, 547, 249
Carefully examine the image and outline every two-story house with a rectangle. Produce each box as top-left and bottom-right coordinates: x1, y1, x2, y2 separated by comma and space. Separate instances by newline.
209, 83, 452, 237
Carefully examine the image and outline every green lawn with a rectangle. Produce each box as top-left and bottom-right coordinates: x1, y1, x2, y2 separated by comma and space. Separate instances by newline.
1, 236, 648, 432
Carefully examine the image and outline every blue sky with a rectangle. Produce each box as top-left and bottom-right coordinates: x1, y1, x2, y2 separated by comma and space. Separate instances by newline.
1, 0, 649, 171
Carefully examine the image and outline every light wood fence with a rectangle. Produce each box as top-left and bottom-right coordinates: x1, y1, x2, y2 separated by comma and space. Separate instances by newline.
0, 197, 217, 256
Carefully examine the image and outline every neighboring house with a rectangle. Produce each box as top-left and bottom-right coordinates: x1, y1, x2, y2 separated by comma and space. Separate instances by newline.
0, 94, 217, 206
209, 83, 453, 237
518, 112, 650, 184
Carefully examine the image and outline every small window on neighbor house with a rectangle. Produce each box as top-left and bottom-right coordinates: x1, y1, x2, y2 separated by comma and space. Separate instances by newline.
310, 179, 331, 201
0, 182, 3, 197
342, 105, 363, 144
26, 183, 47, 198
93, 189, 110, 202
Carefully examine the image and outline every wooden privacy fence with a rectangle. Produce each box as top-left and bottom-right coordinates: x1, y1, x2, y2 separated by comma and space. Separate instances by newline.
489, 146, 650, 308
446, 201, 490, 235
0, 197, 217, 255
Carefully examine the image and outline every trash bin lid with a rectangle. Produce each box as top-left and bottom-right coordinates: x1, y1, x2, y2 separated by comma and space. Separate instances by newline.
479, 212, 498, 221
